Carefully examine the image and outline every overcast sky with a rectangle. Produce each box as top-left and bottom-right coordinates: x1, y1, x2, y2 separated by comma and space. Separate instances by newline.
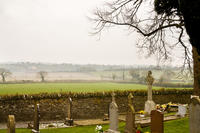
0, 0, 183, 66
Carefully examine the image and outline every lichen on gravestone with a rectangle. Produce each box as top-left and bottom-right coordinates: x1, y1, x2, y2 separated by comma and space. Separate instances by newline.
7, 115, 15, 133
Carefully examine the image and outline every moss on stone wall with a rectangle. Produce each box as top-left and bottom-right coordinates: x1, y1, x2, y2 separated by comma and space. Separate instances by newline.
0, 89, 192, 122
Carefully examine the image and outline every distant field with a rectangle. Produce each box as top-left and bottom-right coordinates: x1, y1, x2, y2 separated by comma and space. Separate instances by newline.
0, 82, 192, 95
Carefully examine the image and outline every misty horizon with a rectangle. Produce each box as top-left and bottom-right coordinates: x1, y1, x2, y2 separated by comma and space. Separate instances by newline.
0, 0, 185, 66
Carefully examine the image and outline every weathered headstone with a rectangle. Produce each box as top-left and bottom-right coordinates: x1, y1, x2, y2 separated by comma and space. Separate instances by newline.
124, 93, 136, 133
177, 104, 187, 117
151, 110, 164, 133
144, 71, 156, 115
107, 92, 120, 133
68, 97, 72, 119
65, 97, 73, 126
189, 96, 200, 133
32, 102, 40, 133
7, 115, 15, 133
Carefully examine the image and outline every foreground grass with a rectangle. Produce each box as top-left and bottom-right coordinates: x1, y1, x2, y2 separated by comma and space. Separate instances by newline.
143, 117, 189, 133
0, 117, 188, 133
0, 82, 191, 95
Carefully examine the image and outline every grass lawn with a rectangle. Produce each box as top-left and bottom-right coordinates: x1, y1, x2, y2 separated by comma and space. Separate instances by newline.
0, 117, 189, 133
0, 82, 191, 95
143, 117, 189, 133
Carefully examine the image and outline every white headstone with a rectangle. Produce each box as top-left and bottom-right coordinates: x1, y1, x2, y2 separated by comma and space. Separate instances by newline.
189, 96, 200, 133
177, 104, 187, 117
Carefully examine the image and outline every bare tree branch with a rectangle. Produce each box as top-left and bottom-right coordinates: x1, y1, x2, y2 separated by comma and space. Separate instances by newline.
90, 0, 191, 71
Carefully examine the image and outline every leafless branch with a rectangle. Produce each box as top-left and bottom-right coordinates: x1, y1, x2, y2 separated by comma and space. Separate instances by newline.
90, 0, 192, 70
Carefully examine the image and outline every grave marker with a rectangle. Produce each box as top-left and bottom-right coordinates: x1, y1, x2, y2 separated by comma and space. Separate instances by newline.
144, 71, 156, 115
105, 93, 120, 133
124, 93, 136, 133
7, 115, 15, 133
189, 96, 200, 133
65, 97, 73, 126
151, 110, 164, 133
107, 92, 119, 133
32, 102, 40, 133
177, 104, 187, 117
68, 97, 72, 119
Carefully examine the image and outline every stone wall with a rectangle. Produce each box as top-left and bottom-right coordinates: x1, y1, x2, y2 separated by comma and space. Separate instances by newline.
0, 92, 191, 122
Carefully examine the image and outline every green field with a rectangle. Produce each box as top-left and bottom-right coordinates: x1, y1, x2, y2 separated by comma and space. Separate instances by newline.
0, 82, 191, 95
0, 118, 189, 133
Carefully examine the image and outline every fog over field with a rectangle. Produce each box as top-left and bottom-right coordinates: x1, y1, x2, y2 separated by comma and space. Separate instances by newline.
0, 62, 192, 83
0, 0, 189, 83
0, 0, 183, 66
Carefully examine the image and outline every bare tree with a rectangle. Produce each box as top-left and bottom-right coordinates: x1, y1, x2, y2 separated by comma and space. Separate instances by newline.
129, 69, 140, 81
38, 71, 48, 82
91, 0, 200, 96
0, 68, 11, 83
122, 69, 125, 80
112, 73, 117, 80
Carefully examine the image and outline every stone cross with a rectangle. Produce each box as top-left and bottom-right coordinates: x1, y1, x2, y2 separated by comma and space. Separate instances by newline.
7, 115, 15, 133
33, 102, 40, 133
111, 92, 116, 103
107, 92, 120, 133
189, 96, 200, 133
144, 71, 156, 115
151, 110, 164, 133
124, 93, 136, 133
146, 71, 154, 101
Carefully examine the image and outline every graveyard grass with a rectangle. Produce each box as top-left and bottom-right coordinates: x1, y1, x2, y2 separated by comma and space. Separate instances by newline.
0, 82, 191, 95
0, 117, 188, 133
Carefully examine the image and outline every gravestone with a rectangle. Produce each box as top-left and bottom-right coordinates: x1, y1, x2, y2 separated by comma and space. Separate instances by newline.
189, 96, 200, 133
32, 102, 40, 133
144, 71, 156, 115
177, 104, 187, 117
124, 93, 136, 133
107, 92, 120, 133
68, 97, 72, 119
151, 110, 164, 133
65, 97, 73, 126
7, 115, 15, 133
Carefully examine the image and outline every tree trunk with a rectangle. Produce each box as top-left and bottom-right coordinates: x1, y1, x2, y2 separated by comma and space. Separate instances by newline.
41, 76, 45, 82
180, 0, 200, 96
192, 46, 200, 96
